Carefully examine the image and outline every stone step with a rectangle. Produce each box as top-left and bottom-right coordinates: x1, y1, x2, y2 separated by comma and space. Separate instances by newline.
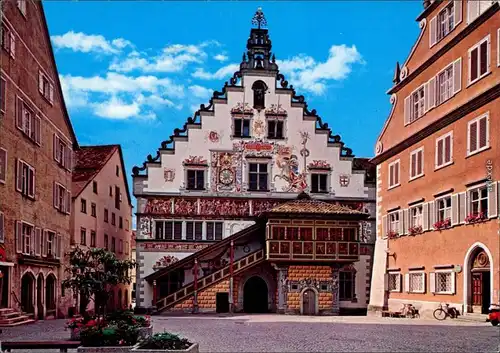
0, 311, 23, 319
456, 314, 488, 323
0, 308, 15, 313
0, 314, 31, 325
0, 318, 35, 327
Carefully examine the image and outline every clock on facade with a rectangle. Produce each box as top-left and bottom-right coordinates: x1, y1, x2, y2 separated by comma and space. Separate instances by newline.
219, 169, 234, 185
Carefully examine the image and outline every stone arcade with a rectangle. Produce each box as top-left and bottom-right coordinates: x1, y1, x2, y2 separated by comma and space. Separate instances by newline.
132, 8, 376, 315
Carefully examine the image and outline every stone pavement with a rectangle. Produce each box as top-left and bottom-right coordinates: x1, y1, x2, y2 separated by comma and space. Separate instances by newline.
0, 315, 498, 352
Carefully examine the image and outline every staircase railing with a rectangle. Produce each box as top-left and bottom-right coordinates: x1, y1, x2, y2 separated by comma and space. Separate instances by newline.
11, 291, 24, 312
156, 249, 264, 311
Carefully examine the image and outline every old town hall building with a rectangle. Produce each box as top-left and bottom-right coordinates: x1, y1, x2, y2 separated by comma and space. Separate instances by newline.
132, 9, 376, 315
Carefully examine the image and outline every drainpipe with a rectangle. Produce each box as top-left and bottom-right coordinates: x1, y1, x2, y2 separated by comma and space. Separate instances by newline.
229, 240, 234, 313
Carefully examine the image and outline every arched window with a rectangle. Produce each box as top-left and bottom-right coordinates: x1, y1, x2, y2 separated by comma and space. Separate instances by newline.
252, 80, 267, 110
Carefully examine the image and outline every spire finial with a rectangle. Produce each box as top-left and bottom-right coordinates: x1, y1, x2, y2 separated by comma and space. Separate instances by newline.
251, 7, 267, 29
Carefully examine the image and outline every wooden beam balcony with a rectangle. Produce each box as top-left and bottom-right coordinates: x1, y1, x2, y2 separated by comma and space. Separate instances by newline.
266, 240, 359, 262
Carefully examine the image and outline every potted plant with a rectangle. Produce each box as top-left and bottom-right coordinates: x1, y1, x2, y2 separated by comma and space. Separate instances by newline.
106, 310, 152, 339
465, 212, 487, 224
132, 332, 199, 353
433, 218, 451, 230
387, 230, 399, 239
408, 225, 423, 236
77, 321, 140, 353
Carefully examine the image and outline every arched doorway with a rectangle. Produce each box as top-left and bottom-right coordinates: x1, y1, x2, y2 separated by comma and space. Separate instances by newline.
301, 288, 317, 315
36, 274, 44, 320
45, 274, 56, 317
467, 248, 492, 314
243, 276, 268, 313
117, 289, 122, 310
21, 273, 35, 315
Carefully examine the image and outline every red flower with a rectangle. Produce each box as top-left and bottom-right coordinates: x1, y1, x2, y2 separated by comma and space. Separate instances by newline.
86, 320, 97, 327
76, 323, 83, 328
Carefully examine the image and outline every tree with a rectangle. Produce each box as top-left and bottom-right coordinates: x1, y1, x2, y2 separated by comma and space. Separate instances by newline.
63, 247, 137, 316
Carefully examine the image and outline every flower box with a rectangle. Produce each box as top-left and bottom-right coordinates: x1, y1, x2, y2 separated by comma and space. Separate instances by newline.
77, 346, 135, 353
131, 343, 199, 353
433, 218, 451, 230
465, 212, 487, 224
387, 231, 399, 239
408, 225, 423, 236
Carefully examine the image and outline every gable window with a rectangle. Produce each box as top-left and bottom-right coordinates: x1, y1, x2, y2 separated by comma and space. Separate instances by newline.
0, 25, 15, 58
436, 132, 453, 169
90, 231, 96, 247
53, 135, 72, 170
468, 35, 490, 85
469, 186, 489, 218
437, 2, 455, 41
410, 204, 423, 228
93, 181, 98, 194
248, 162, 268, 191
53, 183, 70, 214
186, 170, 205, 190
116, 165, 119, 177
80, 228, 86, 246
104, 234, 109, 250
111, 237, 116, 253
467, 113, 489, 156
311, 173, 328, 193
410, 147, 424, 180
388, 212, 400, 234
252, 80, 267, 110
38, 71, 54, 104
411, 86, 425, 122
81, 199, 87, 214
104, 209, 109, 223
91, 202, 96, 217
206, 221, 223, 241
467, 0, 494, 24
16, 97, 41, 145
0, 77, 6, 114
339, 271, 355, 301
436, 196, 452, 222
387, 272, 401, 292
406, 272, 425, 293
111, 213, 116, 226
388, 160, 400, 189
267, 119, 284, 139
233, 118, 250, 137
0, 148, 6, 184
186, 221, 203, 241
16, 159, 35, 199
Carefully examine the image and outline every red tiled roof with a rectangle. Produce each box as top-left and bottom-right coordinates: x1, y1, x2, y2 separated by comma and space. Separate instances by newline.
72, 145, 118, 196
267, 199, 367, 215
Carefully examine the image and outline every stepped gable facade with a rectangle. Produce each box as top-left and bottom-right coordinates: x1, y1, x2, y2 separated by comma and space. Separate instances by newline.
132, 8, 376, 315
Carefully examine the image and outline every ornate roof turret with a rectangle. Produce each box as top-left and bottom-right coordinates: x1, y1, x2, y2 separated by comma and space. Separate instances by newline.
393, 62, 401, 85
239, 7, 279, 73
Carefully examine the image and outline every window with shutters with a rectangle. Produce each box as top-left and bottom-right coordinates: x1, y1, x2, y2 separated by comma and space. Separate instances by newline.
0, 148, 6, 184
16, 97, 41, 145
311, 173, 328, 193
469, 186, 489, 217
54, 182, 70, 214
410, 205, 424, 228
248, 162, 269, 191
267, 119, 284, 139
408, 272, 425, 293
46, 230, 55, 257
437, 65, 454, 104
233, 118, 251, 138
80, 228, 86, 245
0, 212, 4, 243
17, 160, 35, 199
186, 169, 205, 190
435, 132, 453, 169
38, 71, 54, 105
467, 0, 494, 23
436, 196, 452, 222
104, 208, 109, 222
388, 160, 400, 189
388, 212, 400, 233
185, 221, 203, 241
53, 135, 71, 170
388, 272, 401, 292
468, 35, 490, 85
411, 86, 425, 122
0, 77, 6, 114
206, 221, 223, 241
467, 113, 489, 156
0, 25, 15, 58
437, 2, 455, 41
21, 222, 33, 255
409, 147, 424, 180
90, 231, 96, 247
434, 271, 453, 294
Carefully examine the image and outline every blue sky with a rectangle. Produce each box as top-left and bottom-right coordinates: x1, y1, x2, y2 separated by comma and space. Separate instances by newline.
44, 1, 423, 218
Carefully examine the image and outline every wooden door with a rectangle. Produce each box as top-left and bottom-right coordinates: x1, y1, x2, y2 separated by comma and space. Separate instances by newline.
302, 289, 316, 315
472, 272, 483, 306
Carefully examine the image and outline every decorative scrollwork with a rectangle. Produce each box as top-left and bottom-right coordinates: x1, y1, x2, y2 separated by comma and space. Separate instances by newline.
400, 66, 408, 80
419, 18, 427, 30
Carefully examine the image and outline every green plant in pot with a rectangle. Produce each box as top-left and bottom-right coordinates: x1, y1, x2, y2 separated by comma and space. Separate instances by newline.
139, 332, 193, 350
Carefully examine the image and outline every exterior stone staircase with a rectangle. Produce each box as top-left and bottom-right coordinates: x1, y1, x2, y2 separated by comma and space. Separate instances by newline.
0, 308, 35, 327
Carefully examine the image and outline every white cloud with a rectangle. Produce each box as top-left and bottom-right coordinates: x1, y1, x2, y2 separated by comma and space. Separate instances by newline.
51, 31, 131, 54
93, 96, 142, 119
188, 85, 212, 99
213, 54, 228, 62
191, 64, 239, 80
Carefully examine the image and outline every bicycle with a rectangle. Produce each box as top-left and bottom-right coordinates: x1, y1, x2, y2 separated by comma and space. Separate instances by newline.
401, 304, 420, 318
433, 303, 459, 320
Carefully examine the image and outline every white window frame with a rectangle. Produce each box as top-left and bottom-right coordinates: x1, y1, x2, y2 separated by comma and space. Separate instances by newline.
409, 147, 424, 180
406, 271, 426, 294
184, 167, 207, 191
411, 85, 425, 122
467, 113, 490, 157
435, 131, 453, 170
436, 63, 454, 105
437, 1, 456, 42
17, 159, 35, 199
21, 221, 34, 255
54, 182, 70, 214
0, 148, 6, 184
266, 117, 286, 139
498, 28, 500, 68
409, 204, 424, 228
468, 184, 489, 217
38, 70, 54, 105
45, 230, 55, 257
467, 0, 495, 24
0, 25, 15, 58
436, 195, 452, 223
432, 270, 455, 295
310, 171, 330, 193
0, 77, 6, 114
387, 272, 402, 292
246, 160, 271, 192
388, 159, 400, 189
388, 211, 400, 234
467, 35, 491, 86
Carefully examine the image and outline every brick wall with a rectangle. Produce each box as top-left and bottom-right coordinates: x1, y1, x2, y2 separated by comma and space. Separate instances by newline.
173, 279, 230, 311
